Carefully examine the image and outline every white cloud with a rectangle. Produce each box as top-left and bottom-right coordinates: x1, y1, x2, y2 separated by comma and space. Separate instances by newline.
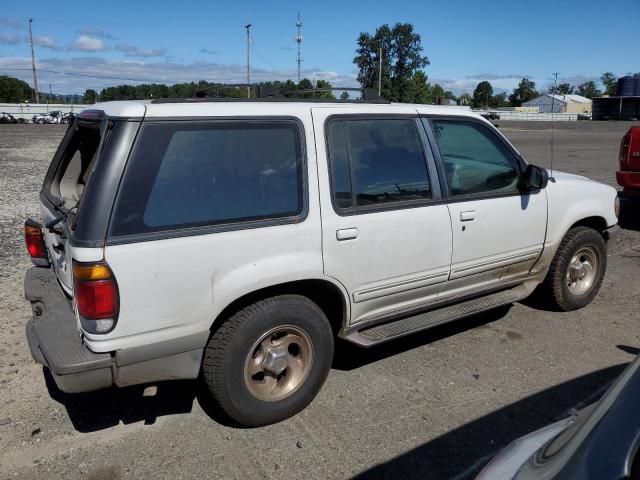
0, 55, 357, 94
116, 44, 167, 58
77, 27, 117, 40
0, 32, 19, 45
33, 35, 57, 49
0, 16, 22, 29
199, 48, 219, 55
73, 35, 107, 52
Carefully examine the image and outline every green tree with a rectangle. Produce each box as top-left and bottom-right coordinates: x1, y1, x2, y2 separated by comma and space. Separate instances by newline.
431, 83, 444, 101
408, 71, 431, 104
82, 89, 98, 104
340, 91, 350, 100
458, 93, 472, 106
490, 92, 508, 108
315, 79, 336, 99
549, 82, 574, 95
0, 75, 34, 103
353, 22, 429, 102
509, 78, 538, 106
576, 81, 602, 99
472, 81, 493, 108
600, 72, 617, 96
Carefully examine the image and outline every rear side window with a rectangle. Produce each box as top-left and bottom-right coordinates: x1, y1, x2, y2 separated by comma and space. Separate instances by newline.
327, 118, 431, 211
110, 120, 304, 237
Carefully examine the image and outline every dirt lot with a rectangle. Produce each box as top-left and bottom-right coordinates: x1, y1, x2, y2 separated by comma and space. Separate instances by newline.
1, 121, 639, 480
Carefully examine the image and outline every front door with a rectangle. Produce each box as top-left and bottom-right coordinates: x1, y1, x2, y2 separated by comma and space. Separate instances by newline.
424, 117, 547, 299
312, 107, 453, 325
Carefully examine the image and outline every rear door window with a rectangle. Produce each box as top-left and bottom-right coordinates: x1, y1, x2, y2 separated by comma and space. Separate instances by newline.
110, 120, 305, 237
326, 118, 431, 212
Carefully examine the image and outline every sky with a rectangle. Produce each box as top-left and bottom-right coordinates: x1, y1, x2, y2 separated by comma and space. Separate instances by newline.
0, 0, 638, 95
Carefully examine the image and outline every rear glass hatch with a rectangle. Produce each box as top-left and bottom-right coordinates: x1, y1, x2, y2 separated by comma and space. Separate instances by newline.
40, 112, 110, 292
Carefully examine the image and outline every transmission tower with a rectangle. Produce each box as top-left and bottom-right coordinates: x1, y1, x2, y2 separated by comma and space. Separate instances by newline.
295, 13, 303, 83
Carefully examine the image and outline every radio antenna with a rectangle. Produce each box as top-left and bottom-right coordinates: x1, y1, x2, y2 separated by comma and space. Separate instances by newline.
549, 72, 559, 180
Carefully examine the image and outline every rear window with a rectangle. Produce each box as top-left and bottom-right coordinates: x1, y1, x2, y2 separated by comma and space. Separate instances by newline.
47, 124, 102, 209
110, 120, 305, 237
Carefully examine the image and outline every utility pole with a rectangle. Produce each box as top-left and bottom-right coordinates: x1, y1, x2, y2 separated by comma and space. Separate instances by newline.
245, 24, 252, 98
28, 18, 39, 103
378, 46, 382, 97
49, 83, 53, 106
295, 13, 303, 84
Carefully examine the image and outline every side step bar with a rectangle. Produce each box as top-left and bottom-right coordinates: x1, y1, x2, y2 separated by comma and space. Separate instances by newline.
340, 287, 526, 347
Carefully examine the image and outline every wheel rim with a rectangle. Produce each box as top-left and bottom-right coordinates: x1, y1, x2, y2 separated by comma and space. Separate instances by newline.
243, 325, 313, 402
566, 246, 599, 296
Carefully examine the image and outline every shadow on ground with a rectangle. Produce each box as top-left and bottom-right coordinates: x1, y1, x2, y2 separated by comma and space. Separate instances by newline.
333, 305, 512, 371
44, 307, 514, 432
619, 195, 640, 231
352, 361, 631, 480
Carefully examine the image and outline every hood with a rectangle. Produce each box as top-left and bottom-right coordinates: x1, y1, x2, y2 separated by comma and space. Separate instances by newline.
548, 170, 592, 184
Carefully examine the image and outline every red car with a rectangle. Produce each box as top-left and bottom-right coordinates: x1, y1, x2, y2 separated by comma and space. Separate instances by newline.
617, 126, 640, 197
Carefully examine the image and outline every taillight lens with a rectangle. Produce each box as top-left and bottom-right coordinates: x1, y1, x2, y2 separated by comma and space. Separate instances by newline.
73, 261, 119, 333
620, 132, 632, 169
25, 221, 45, 259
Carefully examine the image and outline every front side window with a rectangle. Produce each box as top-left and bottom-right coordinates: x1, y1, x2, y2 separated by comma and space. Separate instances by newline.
327, 118, 431, 211
110, 120, 304, 237
430, 120, 520, 196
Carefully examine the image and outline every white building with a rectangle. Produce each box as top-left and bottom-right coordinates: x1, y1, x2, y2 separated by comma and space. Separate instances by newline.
522, 94, 592, 114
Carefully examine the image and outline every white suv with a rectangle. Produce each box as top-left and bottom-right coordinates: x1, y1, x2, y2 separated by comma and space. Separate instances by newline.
24, 98, 619, 426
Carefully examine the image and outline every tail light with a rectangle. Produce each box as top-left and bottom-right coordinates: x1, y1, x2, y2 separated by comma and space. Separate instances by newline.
24, 219, 49, 266
620, 127, 640, 170
620, 131, 632, 169
73, 261, 119, 334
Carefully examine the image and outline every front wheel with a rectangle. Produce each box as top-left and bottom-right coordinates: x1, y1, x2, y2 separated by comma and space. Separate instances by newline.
201, 295, 334, 427
539, 226, 607, 311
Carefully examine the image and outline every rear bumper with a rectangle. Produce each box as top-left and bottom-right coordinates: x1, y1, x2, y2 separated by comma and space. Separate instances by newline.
25, 267, 207, 394
616, 170, 640, 191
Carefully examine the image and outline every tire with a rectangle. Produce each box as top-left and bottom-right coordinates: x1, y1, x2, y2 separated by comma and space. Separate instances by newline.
539, 226, 607, 311
202, 295, 334, 427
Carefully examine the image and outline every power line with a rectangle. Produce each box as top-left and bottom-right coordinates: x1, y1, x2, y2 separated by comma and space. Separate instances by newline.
0, 67, 178, 84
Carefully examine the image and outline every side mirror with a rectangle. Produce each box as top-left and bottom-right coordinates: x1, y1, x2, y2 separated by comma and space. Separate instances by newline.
521, 164, 549, 191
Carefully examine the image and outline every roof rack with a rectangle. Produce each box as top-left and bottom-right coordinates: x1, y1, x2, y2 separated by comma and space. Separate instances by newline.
149, 84, 390, 104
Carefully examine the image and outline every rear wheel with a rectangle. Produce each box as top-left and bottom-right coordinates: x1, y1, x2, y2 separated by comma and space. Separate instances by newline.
202, 295, 334, 427
539, 226, 606, 311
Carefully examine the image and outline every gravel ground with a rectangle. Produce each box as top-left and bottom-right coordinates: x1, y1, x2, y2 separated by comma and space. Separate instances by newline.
0, 121, 639, 480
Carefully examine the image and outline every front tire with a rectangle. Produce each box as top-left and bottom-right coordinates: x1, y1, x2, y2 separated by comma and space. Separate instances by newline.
540, 226, 607, 311
202, 295, 334, 427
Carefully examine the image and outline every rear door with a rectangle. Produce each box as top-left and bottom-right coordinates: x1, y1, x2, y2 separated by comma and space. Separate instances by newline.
40, 119, 106, 292
422, 116, 547, 299
312, 106, 453, 325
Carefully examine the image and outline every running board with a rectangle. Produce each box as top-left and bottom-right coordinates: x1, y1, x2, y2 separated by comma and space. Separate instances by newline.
340, 287, 526, 347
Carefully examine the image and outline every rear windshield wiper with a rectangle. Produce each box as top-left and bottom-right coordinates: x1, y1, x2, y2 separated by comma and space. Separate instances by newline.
46, 201, 79, 237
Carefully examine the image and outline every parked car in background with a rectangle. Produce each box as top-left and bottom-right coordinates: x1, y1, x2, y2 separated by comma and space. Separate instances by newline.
0, 112, 26, 124
477, 353, 640, 480
24, 99, 619, 427
60, 112, 75, 124
481, 111, 500, 121
617, 126, 640, 198
32, 111, 65, 124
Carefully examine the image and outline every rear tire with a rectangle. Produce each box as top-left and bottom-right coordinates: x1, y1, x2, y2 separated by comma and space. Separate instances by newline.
201, 295, 334, 427
539, 226, 606, 311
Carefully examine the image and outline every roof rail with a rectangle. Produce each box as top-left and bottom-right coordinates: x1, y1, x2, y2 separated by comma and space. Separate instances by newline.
149, 84, 390, 104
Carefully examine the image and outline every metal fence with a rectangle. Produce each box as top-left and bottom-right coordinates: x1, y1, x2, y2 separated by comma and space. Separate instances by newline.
474, 109, 585, 122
